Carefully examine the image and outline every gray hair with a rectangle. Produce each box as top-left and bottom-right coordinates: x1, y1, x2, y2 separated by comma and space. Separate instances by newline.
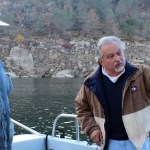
95, 36, 126, 62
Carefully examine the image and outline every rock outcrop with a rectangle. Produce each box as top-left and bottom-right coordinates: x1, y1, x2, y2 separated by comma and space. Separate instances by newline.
1, 36, 150, 78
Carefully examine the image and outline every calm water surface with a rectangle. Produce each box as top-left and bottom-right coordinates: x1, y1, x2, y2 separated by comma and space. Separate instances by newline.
10, 78, 84, 139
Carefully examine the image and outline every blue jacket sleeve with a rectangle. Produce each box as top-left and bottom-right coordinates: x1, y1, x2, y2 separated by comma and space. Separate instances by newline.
0, 61, 13, 96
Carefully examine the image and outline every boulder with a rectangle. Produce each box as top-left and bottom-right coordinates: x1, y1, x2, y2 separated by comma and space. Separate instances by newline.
52, 70, 74, 78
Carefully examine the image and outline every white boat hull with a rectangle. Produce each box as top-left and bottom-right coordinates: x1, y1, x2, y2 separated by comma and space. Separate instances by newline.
12, 134, 100, 150
12, 134, 45, 150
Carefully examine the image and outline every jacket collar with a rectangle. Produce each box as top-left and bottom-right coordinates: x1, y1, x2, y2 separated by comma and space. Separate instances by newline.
84, 61, 138, 106
84, 61, 138, 90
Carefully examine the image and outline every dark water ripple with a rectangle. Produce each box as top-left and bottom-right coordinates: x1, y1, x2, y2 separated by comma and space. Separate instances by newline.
10, 78, 85, 139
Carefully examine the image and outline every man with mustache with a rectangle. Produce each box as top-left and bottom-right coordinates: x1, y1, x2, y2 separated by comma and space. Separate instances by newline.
75, 36, 150, 150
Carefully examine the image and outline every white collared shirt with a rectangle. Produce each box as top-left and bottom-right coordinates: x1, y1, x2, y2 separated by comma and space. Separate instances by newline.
102, 67, 125, 83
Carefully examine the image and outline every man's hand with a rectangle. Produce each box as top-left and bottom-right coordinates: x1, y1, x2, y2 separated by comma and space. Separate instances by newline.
90, 129, 103, 145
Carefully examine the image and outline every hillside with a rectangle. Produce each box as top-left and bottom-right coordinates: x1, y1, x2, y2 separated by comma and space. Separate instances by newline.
0, 0, 150, 40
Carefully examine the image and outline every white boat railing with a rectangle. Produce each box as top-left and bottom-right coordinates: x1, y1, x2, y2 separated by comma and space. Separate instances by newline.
11, 118, 41, 135
52, 113, 80, 141
11, 113, 80, 141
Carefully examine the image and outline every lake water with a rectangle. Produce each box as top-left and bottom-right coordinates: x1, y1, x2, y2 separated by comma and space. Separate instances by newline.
10, 78, 84, 139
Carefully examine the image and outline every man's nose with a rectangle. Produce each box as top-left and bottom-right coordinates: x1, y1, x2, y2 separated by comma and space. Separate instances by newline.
114, 55, 120, 61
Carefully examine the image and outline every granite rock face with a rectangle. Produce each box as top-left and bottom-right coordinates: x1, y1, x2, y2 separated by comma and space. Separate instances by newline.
1, 37, 150, 78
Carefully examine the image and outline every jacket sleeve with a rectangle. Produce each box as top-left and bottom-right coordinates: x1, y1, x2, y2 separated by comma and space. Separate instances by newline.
6, 74, 13, 96
143, 65, 150, 91
0, 61, 13, 96
75, 85, 101, 136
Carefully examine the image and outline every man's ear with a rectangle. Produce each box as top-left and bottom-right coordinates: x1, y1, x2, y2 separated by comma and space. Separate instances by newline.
99, 59, 103, 65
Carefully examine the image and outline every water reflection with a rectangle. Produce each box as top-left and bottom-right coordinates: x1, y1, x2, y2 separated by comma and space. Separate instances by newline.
10, 78, 84, 139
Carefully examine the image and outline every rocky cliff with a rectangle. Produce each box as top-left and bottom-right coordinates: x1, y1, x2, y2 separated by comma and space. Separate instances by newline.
1, 36, 150, 78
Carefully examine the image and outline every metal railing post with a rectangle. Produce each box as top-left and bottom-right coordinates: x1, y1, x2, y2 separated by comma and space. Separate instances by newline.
52, 114, 80, 141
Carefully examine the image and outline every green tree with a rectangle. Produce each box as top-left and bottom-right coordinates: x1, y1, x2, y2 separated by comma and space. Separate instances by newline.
115, 0, 145, 37
32, 15, 47, 35
51, 7, 74, 35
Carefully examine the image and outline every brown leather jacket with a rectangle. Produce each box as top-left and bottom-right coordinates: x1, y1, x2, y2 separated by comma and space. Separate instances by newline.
75, 63, 150, 150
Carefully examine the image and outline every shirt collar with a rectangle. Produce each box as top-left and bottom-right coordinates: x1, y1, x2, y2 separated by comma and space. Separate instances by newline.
102, 67, 125, 83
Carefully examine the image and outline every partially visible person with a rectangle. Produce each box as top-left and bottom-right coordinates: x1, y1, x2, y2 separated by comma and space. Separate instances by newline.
75, 36, 150, 150
0, 60, 14, 150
